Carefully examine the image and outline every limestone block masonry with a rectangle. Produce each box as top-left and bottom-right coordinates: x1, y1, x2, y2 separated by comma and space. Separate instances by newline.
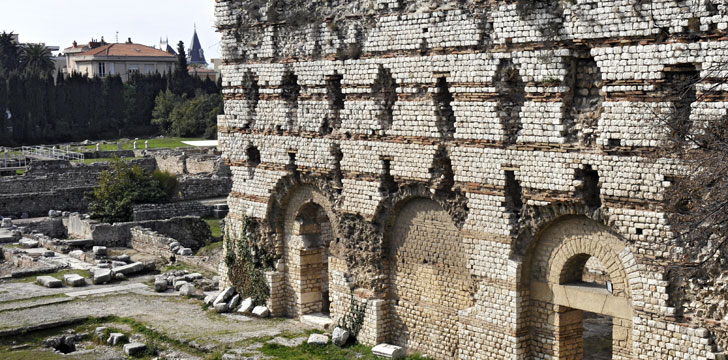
215, 1, 728, 359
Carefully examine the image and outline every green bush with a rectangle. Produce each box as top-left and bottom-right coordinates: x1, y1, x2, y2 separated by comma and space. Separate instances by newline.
86, 158, 172, 223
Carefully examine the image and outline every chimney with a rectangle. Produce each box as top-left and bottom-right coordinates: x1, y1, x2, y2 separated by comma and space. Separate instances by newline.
127, 37, 132, 44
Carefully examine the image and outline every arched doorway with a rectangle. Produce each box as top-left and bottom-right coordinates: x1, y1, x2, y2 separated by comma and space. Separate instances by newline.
280, 187, 336, 318
526, 216, 634, 359
386, 198, 474, 359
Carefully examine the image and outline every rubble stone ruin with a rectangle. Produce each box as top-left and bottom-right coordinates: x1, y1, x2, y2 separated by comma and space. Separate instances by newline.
215, 1, 728, 359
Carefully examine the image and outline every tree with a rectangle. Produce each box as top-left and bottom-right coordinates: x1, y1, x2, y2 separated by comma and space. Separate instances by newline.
86, 158, 176, 223
0, 32, 20, 74
175, 41, 189, 77
151, 89, 222, 139
20, 43, 55, 76
656, 63, 728, 349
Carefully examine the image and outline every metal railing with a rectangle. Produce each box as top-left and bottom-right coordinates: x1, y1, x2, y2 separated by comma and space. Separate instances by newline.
0, 145, 85, 171
21, 145, 85, 161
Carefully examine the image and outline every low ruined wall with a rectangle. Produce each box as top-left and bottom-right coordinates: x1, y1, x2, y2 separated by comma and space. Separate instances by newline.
67, 214, 211, 251
132, 201, 212, 221
178, 175, 232, 200
14, 218, 66, 238
82, 150, 136, 159
0, 158, 157, 218
130, 227, 175, 258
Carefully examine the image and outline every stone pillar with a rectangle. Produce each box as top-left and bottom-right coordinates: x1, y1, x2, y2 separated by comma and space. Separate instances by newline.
298, 247, 326, 315
133, 141, 138, 150
145, 140, 150, 149
613, 318, 633, 360
554, 306, 584, 359
359, 298, 389, 346
265, 270, 286, 317
96, 143, 101, 151
117, 142, 123, 151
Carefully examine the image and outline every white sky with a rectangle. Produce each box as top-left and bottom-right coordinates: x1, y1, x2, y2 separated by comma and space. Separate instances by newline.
0, 0, 221, 62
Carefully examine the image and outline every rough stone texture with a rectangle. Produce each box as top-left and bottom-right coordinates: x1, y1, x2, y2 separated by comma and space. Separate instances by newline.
216, 1, 728, 359
36, 276, 62, 288
132, 201, 212, 221
91, 268, 112, 285
332, 327, 350, 346
107, 332, 127, 346
307, 333, 329, 345
252, 306, 270, 318
63, 274, 87, 287
123, 342, 147, 356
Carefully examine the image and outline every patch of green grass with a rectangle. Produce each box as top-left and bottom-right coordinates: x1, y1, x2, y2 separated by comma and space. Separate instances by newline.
203, 218, 223, 239
196, 240, 222, 257
257, 338, 429, 360
15, 169, 25, 175
12, 269, 92, 284
74, 137, 204, 152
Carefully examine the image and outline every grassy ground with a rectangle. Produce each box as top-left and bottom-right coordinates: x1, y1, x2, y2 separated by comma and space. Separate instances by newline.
259, 342, 429, 360
74, 137, 205, 152
196, 241, 223, 257
203, 218, 222, 238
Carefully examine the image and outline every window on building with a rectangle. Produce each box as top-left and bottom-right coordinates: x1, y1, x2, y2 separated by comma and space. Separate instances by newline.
145, 64, 155, 74
128, 64, 139, 74
98, 63, 106, 77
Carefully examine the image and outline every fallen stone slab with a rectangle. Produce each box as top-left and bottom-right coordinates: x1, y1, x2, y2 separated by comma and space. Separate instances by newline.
213, 287, 235, 306
177, 247, 193, 256
19, 238, 39, 248
179, 283, 199, 297
332, 327, 350, 347
251, 306, 270, 318
107, 332, 127, 345
91, 268, 112, 285
237, 297, 254, 314
68, 250, 84, 259
123, 342, 147, 357
66, 283, 147, 297
204, 294, 216, 305
1, 218, 12, 228
94, 327, 108, 338
307, 334, 329, 346
36, 276, 62, 288
372, 344, 405, 359
113, 262, 144, 275
63, 274, 87, 287
174, 280, 189, 291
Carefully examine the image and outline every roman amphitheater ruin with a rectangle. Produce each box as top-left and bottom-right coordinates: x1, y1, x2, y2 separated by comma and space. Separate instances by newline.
215, 0, 728, 359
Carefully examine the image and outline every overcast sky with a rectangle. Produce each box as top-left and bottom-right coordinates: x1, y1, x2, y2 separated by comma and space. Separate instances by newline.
0, 0, 221, 63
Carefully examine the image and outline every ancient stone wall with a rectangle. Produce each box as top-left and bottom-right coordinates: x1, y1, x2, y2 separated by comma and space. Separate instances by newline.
132, 201, 212, 221
216, 0, 728, 359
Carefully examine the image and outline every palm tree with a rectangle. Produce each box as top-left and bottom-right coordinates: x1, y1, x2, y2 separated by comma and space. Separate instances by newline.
20, 43, 55, 76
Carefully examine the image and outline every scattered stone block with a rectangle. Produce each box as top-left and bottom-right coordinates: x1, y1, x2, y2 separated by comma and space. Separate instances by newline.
107, 333, 127, 345
68, 250, 84, 259
332, 327, 350, 346
19, 238, 39, 248
307, 334, 329, 346
63, 274, 87, 287
123, 342, 147, 356
179, 283, 199, 297
204, 294, 216, 305
114, 273, 126, 281
36, 276, 62, 288
113, 262, 144, 275
94, 327, 108, 338
251, 306, 270, 318
174, 280, 189, 291
92, 268, 112, 285
1, 218, 12, 228
154, 277, 168, 292
43, 251, 55, 257
228, 294, 241, 309
214, 302, 229, 313
92, 246, 107, 257
213, 287, 235, 306
372, 344, 405, 359
185, 273, 203, 281
177, 247, 193, 256
237, 297, 254, 313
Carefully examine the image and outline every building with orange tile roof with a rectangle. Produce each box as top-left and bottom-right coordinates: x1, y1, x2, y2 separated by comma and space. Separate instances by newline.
64, 38, 176, 81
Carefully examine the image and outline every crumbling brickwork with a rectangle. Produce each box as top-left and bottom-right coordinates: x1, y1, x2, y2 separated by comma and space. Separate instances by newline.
216, 0, 728, 359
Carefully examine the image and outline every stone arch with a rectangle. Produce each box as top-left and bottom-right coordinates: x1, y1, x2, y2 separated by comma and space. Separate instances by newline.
278, 184, 339, 318
524, 215, 636, 359
384, 197, 475, 359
